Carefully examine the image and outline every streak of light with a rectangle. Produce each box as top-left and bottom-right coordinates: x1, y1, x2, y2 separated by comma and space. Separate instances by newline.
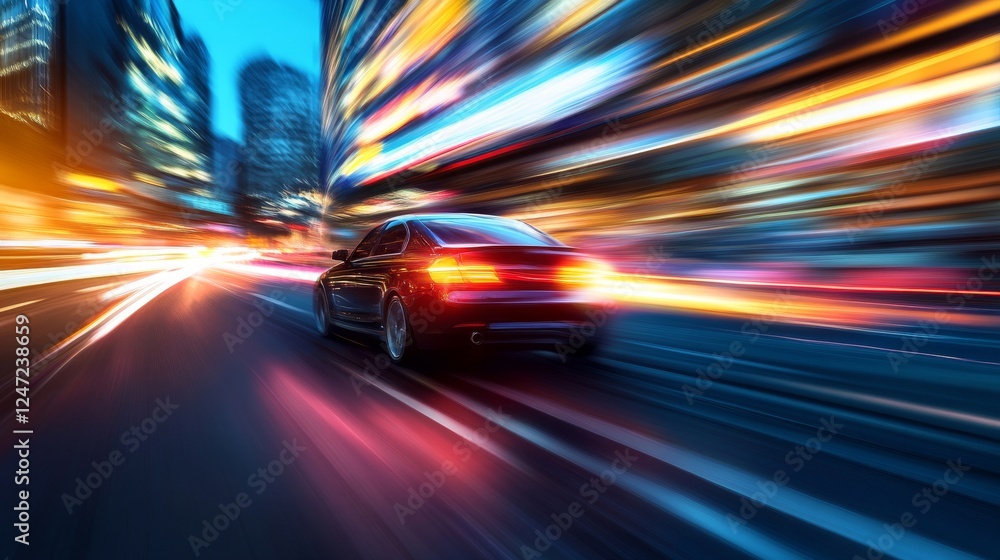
581, 272, 998, 328
0, 248, 259, 292
0, 299, 43, 313
613, 272, 1000, 298
32, 266, 204, 385
214, 262, 325, 283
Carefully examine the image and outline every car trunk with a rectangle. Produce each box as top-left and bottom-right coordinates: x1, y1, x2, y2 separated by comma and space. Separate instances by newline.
438, 245, 586, 290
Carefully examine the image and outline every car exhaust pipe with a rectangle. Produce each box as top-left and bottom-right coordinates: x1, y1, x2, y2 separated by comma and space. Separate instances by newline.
470, 331, 484, 346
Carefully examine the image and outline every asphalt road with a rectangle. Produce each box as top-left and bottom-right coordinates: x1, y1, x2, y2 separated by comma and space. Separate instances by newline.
1, 263, 997, 560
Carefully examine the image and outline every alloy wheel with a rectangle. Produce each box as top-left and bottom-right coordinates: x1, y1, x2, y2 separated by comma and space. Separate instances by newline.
385, 298, 408, 361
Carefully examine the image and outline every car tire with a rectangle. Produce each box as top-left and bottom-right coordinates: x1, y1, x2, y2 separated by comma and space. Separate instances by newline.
384, 295, 417, 364
313, 285, 335, 338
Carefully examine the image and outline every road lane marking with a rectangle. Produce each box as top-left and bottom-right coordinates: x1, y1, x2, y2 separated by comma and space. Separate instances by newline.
252, 293, 309, 316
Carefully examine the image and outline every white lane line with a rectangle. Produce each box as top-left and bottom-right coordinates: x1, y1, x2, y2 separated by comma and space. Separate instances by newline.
251, 293, 310, 316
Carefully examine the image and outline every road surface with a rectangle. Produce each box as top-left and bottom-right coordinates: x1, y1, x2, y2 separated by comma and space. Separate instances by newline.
1, 259, 997, 559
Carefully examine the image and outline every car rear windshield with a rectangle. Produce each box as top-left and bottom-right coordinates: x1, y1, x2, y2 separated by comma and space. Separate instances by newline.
420, 217, 563, 247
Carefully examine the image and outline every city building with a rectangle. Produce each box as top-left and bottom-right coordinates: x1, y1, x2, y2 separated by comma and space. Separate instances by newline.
117, 0, 211, 192
238, 57, 319, 200
0, 0, 57, 127
185, 34, 212, 184
212, 135, 241, 207
57, 0, 126, 177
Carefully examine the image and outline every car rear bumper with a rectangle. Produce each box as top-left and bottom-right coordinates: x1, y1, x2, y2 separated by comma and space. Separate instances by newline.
406, 289, 611, 349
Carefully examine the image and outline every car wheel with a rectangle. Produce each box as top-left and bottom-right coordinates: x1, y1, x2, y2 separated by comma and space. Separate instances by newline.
384, 295, 415, 364
313, 286, 334, 338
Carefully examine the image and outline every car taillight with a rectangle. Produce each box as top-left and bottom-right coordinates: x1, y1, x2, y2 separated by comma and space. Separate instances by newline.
558, 259, 613, 288
427, 256, 501, 284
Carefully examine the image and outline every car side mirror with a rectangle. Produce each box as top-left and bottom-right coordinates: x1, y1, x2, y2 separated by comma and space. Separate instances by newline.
331, 249, 350, 261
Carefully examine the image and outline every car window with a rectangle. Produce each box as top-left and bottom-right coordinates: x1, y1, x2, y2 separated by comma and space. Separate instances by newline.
351, 225, 383, 260
420, 216, 562, 247
405, 224, 436, 254
373, 223, 407, 255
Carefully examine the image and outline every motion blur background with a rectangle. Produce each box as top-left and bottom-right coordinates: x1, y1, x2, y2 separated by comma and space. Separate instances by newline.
1, 0, 996, 264
1, 1, 998, 559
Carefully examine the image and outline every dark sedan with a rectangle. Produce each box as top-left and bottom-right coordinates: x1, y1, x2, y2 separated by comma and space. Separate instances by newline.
312, 213, 613, 363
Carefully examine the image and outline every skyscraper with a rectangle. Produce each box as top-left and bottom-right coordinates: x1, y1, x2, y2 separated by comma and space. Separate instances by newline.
58, 0, 126, 177
51, 0, 214, 194
212, 135, 241, 208
117, 0, 211, 191
239, 57, 318, 199
0, 0, 57, 127
185, 34, 212, 187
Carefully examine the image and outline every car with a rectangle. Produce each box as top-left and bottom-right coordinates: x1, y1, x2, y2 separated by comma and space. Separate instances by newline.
312, 213, 613, 364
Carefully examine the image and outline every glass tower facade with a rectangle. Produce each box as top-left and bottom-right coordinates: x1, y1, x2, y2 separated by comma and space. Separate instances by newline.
0, 0, 55, 127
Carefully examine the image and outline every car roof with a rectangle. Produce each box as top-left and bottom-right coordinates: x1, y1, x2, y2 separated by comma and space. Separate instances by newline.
390, 213, 518, 224
385, 213, 570, 248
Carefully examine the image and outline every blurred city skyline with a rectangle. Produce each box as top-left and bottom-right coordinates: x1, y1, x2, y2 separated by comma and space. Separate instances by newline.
0, 0, 996, 265
172, 0, 321, 140
0, 0, 325, 242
